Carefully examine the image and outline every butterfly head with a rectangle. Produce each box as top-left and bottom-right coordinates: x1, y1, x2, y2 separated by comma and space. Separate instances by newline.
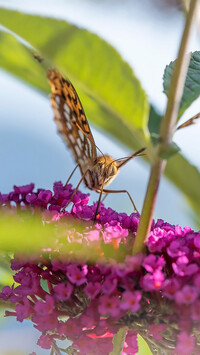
84, 155, 118, 192
86, 147, 146, 192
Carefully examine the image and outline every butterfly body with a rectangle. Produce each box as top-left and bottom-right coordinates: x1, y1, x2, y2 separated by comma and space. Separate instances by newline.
47, 69, 120, 192
84, 155, 119, 192
47, 69, 145, 215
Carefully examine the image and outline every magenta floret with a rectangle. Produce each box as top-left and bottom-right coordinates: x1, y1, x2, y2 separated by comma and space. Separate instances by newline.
1, 182, 200, 354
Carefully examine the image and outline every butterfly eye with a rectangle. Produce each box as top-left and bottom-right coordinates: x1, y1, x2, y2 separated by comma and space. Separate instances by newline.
110, 166, 116, 176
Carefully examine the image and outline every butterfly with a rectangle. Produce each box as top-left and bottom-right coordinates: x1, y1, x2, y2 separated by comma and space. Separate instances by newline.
47, 69, 146, 218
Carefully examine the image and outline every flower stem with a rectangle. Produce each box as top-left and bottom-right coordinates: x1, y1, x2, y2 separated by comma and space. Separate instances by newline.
52, 341, 62, 355
110, 327, 128, 355
132, 0, 198, 255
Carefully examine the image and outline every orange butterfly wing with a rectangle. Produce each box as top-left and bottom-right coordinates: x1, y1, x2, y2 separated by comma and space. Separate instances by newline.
47, 69, 97, 176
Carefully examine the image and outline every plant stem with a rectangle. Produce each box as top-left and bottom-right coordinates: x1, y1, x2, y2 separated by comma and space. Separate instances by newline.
132, 0, 198, 255
109, 327, 128, 355
52, 341, 62, 355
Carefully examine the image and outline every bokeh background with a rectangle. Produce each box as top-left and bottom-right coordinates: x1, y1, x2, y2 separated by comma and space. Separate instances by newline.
0, 1, 200, 354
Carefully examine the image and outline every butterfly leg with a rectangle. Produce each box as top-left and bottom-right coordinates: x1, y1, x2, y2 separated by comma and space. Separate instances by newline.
101, 193, 109, 204
94, 182, 105, 221
62, 169, 90, 212
102, 188, 139, 214
64, 164, 79, 187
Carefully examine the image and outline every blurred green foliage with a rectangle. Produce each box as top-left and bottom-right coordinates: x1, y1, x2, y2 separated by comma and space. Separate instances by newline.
164, 51, 200, 119
137, 334, 153, 355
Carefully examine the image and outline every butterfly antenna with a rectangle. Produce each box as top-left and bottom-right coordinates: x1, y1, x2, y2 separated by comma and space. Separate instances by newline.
176, 112, 200, 130
106, 147, 146, 170
116, 147, 146, 169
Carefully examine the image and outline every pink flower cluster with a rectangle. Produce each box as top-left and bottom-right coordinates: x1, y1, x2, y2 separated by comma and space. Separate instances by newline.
1, 182, 200, 355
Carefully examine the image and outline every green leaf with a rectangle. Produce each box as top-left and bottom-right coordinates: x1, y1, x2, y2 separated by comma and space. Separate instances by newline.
165, 153, 200, 224
148, 105, 162, 136
0, 8, 149, 149
0, 267, 13, 288
159, 141, 180, 159
163, 51, 200, 118
0, 31, 49, 92
148, 105, 162, 146
137, 334, 152, 355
